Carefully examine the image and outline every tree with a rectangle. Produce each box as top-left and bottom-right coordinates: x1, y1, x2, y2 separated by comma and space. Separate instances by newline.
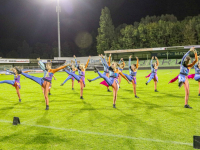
96, 7, 115, 54
168, 21, 184, 46
18, 40, 32, 58
62, 42, 72, 57
0, 38, 20, 58
120, 25, 136, 49
6, 50, 18, 58
138, 23, 148, 48
182, 19, 197, 45
111, 23, 127, 50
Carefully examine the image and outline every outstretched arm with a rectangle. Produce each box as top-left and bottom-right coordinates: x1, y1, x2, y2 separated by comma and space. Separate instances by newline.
129, 55, 132, 68
136, 57, 139, 69
37, 58, 46, 71
23, 70, 31, 73
119, 72, 130, 83
85, 56, 91, 69
50, 64, 69, 73
100, 56, 107, 68
119, 58, 122, 64
122, 60, 125, 68
181, 48, 194, 65
188, 52, 198, 68
74, 56, 79, 68
155, 57, 159, 66
7, 71, 15, 75
108, 54, 111, 66
100, 56, 104, 65
150, 56, 154, 69
102, 55, 109, 69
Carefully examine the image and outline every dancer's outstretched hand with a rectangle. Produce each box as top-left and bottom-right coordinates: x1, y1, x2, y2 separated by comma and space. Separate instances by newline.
152, 56, 154, 59
37, 57, 40, 61
109, 53, 111, 57
190, 47, 195, 52
136, 57, 138, 59
155, 56, 158, 59
73, 55, 76, 58
129, 55, 132, 58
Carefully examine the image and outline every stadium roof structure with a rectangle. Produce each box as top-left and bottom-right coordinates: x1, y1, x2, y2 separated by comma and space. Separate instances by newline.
104, 45, 200, 54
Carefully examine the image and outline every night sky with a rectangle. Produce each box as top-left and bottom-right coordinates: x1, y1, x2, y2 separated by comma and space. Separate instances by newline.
0, 0, 200, 46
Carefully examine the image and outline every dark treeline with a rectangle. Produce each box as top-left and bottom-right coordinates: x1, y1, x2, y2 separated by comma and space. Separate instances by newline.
1, 6, 200, 58
97, 7, 200, 54
0, 34, 97, 59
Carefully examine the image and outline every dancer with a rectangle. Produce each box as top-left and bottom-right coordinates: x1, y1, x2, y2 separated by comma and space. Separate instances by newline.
88, 55, 111, 92
20, 62, 69, 110
0, 67, 30, 102
122, 55, 139, 98
178, 47, 197, 108
146, 56, 159, 92
61, 65, 77, 90
37, 58, 56, 95
64, 55, 90, 99
118, 58, 125, 87
94, 61, 131, 108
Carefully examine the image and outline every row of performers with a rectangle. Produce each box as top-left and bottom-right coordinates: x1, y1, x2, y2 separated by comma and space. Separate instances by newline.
0, 47, 198, 109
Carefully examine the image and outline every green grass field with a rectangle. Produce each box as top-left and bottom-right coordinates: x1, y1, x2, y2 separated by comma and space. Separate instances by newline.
0, 69, 199, 150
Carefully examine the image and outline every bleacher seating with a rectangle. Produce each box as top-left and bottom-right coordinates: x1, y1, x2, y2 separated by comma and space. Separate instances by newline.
0, 58, 196, 71
123, 58, 194, 68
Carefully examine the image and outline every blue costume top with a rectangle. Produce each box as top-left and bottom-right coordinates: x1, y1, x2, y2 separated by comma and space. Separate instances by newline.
151, 59, 158, 73
179, 51, 190, 76
129, 58, 138, 76
100, 57, 109, 73
38, 60, 48, 78
75, 59, 85, 77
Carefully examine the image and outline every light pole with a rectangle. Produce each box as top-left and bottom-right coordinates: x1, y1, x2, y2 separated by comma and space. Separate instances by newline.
56, 0, 61, 57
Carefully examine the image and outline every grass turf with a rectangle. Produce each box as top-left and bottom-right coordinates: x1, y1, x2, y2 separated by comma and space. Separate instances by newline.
0, 69, 199, 150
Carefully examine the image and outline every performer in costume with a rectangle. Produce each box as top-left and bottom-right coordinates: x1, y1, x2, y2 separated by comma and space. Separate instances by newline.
64, 55, 90, 99
0, 67, 30, 102
88, 54, 111, 92
37, 58, 57, 95
94, 60, 131, 108
146, 56, 159, 92
118, 58, 125, 87
122, 55, 139, 98
20, 61, 69, 110
178, 47, 197, 108
61, 65, 77, 90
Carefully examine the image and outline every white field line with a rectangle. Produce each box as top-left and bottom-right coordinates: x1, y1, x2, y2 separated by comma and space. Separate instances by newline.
0, 119, 192, 146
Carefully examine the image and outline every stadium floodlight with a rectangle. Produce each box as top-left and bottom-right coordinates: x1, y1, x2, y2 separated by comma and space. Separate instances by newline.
55, 0, 61, 57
